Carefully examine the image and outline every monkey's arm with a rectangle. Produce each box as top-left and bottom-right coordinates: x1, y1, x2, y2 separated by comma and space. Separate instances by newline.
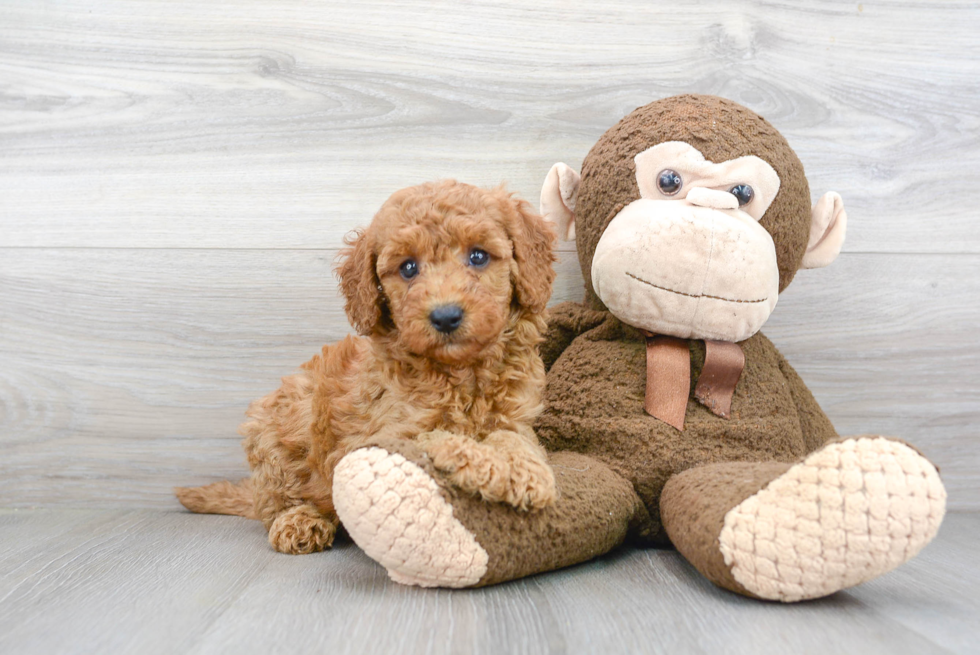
775, 349, 839, 452
541, 301, 608, 371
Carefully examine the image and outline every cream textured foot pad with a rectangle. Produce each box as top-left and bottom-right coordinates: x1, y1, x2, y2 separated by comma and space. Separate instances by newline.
333, 447, 489, 588
719, 437, 946, 602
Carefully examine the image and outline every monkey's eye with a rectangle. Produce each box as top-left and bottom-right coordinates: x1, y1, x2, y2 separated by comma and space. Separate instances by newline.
730, 184, 754, 206
399, 259, 419, 280
468, 248, 490, 268
657, 169, 682, 196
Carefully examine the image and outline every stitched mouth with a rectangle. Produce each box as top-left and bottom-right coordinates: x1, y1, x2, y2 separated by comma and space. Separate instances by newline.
626, 272, 768, 304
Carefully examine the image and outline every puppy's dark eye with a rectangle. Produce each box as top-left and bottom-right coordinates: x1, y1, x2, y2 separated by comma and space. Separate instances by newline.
730, 184, 754, 206
657, 169, 682, 196
468, 248, 490, 268
399, 259, 419, 280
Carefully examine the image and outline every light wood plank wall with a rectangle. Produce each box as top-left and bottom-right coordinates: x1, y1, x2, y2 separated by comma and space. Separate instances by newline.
1, 1, 977, 510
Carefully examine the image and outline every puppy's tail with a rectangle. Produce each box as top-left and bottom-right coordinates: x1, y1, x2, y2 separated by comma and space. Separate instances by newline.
174, 478, 256, 519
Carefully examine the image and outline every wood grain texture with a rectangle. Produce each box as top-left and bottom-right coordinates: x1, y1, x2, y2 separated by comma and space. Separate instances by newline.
1, 4, 976, 651
1, 248, 977, 509
0, 508, 976, 655
1, 0, 979, 253
1, 2, 978, 512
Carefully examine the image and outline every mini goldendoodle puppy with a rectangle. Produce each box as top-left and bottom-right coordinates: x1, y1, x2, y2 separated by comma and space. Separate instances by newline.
175, 180, 558, 554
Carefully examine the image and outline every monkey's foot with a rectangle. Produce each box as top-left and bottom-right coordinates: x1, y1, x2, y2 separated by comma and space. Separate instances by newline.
662, 436, 947, 602
333, 437, 638, 588
333, 445, 489, 587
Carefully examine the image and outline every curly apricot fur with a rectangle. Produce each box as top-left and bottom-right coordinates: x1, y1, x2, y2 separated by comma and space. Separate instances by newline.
175, 180, 558, 553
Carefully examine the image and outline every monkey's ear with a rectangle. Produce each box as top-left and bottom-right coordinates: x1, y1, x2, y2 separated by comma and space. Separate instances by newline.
801, 192, 848, 269
539, 163, 580, 241
336, 228, 383, 335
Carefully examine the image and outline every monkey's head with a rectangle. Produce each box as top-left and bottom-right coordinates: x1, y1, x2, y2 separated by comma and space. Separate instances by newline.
540, 94, 847, 343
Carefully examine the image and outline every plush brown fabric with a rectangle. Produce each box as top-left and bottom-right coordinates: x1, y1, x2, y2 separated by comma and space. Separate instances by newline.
538, 301, 607, 371
660, 461, 793, 598
775, 349, 840, 454
575, 94, 813, 309
356, 434, 642, 587
468, 450, 642, 587
535, 309, 838, 544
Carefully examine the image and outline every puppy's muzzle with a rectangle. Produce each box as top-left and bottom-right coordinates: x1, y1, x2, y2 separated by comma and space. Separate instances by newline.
429, 305, 464, 334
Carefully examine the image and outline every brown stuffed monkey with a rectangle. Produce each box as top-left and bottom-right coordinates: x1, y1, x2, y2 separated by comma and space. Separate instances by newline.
331, 95, 947, 602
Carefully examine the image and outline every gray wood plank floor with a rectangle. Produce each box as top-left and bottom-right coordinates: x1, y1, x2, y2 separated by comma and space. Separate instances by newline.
0, 509, 976, 655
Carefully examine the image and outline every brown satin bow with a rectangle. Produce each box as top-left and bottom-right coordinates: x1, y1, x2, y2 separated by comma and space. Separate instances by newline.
643, 334, 745, 431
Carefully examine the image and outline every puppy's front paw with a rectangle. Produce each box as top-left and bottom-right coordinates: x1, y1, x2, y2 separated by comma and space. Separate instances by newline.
418, 431, 505, 490
418, 431, 557, 511
508, 453, 558, 511
417, 430, 469, 476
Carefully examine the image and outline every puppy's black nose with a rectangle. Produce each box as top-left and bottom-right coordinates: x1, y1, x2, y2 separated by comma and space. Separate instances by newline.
429, 305, 464, 334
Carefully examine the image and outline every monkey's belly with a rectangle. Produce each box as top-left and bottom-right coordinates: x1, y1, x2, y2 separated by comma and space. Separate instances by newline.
536, 332, 808, 542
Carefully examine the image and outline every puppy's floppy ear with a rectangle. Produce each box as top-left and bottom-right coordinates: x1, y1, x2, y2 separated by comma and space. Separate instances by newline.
336, 228, 383, 335
497, 189, 558, 314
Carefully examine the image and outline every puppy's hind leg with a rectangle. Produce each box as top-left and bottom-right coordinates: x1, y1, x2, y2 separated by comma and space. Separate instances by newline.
249, 455, 339, 554
268, 504, 338, 555
250, 457, 338, 554
241, 369, 337, 554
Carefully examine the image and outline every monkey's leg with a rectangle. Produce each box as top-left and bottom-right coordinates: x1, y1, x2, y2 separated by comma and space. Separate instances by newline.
661, 435, 947, 602
332, 437, 642, 588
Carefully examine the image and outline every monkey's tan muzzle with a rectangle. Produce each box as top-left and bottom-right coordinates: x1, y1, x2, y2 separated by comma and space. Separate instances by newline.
591, 198, 780, 343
